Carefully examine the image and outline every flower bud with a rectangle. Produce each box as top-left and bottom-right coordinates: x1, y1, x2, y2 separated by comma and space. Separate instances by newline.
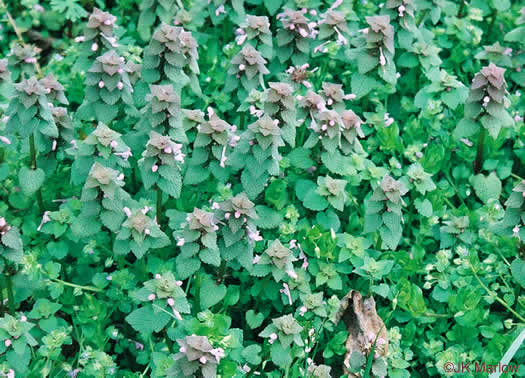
91, 43, 98, 52
148, 294, 156, 301
98, 81, 105, 88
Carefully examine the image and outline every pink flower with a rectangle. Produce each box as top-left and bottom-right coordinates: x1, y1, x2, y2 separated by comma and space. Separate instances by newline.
252, 255, 261, 264
148, 294, 156, 301
20, 315, 27, 322
91, 43, 98, 52
286, 270, 298, 280
247, 227, 263, 241
180, 346, 187, 353
37, 211, 51, 232
0, 136, 11, 145
460, 138, 473, 147
151, 164, 158, 172
117, 82, 124, 90
225, 212, 231, 220
5, 339, 11, 347
280, 283, 292, 305
167, 298, 175, 307
98, 81, 105, 88
215, 4, 225, 16
135, 342, 144, 350
200, 356, 207, 364
269, 333, 277, 344
173, 309, 182, 320
299, 306, 307, 316
176, 237, 185, 246
123, 207, 131, 217
176, 280, 183, 286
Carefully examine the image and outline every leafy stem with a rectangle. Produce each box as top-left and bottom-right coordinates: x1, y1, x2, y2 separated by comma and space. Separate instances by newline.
5, 273, 16, 315
470, 262, 525, 323
29, 133, 45, 213
473, 126, 486, 174
0, 0, 43, 78
40, 267, 102, 292
156, 186, 162, 226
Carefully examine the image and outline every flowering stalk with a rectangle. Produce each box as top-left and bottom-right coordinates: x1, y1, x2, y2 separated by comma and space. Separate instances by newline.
473, 127, 486, 174
4, 274, 15, 316
156, 186, 162, 226
29, 133, 45, 213
0, 0, 43, 78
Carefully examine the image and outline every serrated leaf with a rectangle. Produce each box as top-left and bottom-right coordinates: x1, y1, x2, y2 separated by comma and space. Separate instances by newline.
200, 278, 226, 309
471, 172, 501, 204
510, 259, 525, 289
255, 205, 282, 229
125, 305, 171, 334
18, 167, 45, 196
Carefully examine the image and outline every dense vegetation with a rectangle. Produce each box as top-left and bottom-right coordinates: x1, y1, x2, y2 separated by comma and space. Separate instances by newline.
0, 0, 524, 377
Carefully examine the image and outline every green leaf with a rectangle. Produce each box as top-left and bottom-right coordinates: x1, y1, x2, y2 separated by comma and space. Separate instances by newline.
246, 310, 265, 329
351, 73, 380, 99
18, 167, 45, 195
125, 305, 171, 334
270, 342, 292, 368
471, 172, 502, 204
414, 198, 433, 217
242, 344, 262, 365
255, 205, 282, 229
263, 0, 282, 16
199, 248, 221, 267
303, 189, 329, 211
200, 278, 227, 309
510, 259, 525, 289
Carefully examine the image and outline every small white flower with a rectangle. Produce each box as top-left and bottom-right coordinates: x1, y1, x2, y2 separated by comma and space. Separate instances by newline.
98, 81, 105, 88
0, 136, 11, 145
299, 306, 307, 316
200, 356, 207, 364
117, 82, 124, 90
91, 43, 98, 52
37, 211, 51, 231
286, 270, 298, 280
123, 207, 132, 217
151, 164, 159, 173
176, 237, 185, 246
